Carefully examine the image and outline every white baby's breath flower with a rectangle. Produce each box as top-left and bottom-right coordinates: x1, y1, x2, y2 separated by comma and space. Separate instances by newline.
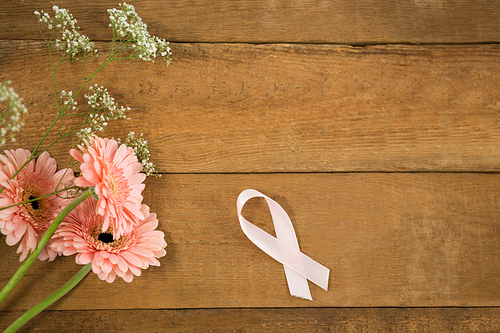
121, 132, 160, 177
107, 3, 171, 64
60, 90, 78, 113
77, 85, 130, 142
0, 81, 28, 146
35, 6, 96, 61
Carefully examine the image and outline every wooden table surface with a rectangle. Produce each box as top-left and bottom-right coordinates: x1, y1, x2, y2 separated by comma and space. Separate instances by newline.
1, 1, 500, 332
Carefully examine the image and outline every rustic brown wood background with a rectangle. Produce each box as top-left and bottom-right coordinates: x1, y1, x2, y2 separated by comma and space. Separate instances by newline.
1, 0, 500, 331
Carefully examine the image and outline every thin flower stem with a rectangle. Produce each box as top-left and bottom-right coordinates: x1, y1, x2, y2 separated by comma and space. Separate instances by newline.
0, 57, 112, 197
0, 43, 61, 196
49, 41, 60, 115
108, 29, 116, 58
52, 58, 66, 78
0, 109, 60, 197
0, 189, 92, 305
3, 263, 92, 333
26, 51, 111, 159
0, 186, 79, 211
82, 57, 88, 80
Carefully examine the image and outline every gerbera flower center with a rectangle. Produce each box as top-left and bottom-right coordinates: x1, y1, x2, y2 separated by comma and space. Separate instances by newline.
29, 195, 40, 210
91, 225, 127, 249
16, 169, 60, 232
18, 170, 63, 231
98, 232, 114, 243
22, 189, 49, 226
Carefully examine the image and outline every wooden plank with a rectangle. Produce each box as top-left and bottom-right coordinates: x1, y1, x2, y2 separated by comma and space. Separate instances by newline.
3, 307, 500, 332
2, 41, 500, 173
0, 173, 499, 311
2, 1, 500, 44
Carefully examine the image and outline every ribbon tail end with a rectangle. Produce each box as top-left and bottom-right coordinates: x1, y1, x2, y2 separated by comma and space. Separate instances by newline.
292, 293, 313, 301
317, 268, 330, 291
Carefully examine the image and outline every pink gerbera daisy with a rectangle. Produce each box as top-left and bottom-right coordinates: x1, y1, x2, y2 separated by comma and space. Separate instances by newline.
0, 148, 75, 261
50, 197, 167, 283
70, 136, 145, 239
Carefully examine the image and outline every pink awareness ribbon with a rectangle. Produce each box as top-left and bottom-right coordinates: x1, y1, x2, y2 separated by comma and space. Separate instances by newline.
236, 189, 330, 300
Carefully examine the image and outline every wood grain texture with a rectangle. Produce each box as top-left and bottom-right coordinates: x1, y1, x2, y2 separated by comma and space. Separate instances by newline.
2, 1, 500, 331
2, 0, 500, 44
2, 41, 500, 172
0, 173, 499, 311
2, 307, 500, 332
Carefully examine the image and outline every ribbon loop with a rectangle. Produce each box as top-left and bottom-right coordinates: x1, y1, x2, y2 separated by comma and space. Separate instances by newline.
236, 189, 330, 300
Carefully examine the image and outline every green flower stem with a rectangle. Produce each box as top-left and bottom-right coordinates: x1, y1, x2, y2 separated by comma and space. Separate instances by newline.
0, 189, 92, 305
3, 263, 92, 333
0, 57, 111, 197
0, 186, 79, 212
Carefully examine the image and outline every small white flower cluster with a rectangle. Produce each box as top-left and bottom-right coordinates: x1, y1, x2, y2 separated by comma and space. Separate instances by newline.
108, 3, 172, 64
60, 90, 78, 113
35, 6, 77, 30
119, 132, 159, 177
0, 81, 28, 146
35, 6, 96, 60
56, 27, 96, 60
77, 85, 130, 141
